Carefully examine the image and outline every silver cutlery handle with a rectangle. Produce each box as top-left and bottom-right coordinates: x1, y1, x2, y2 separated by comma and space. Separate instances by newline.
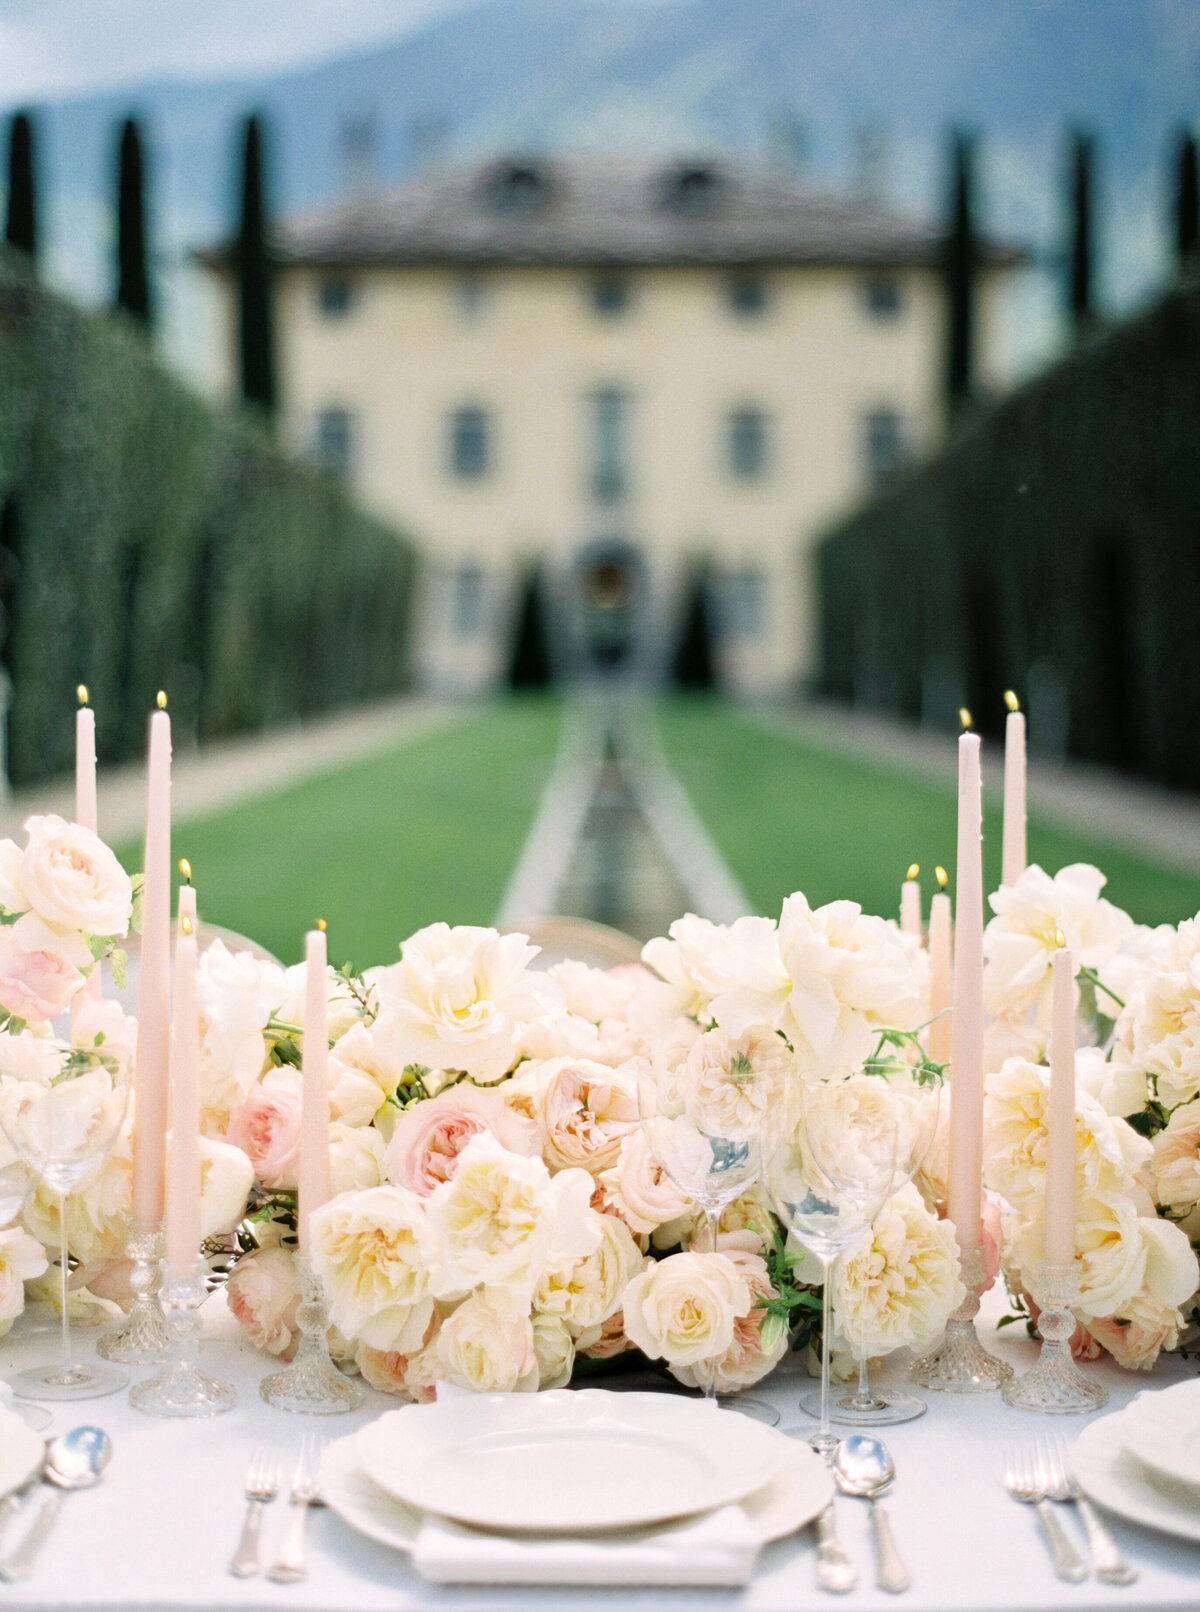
1075, 1494, 1137, 1585
229, 1496, 269, 1578
869, 1499, 911, 1594
0, 1489, 61, 1583
815, 1502, 858, 1594
1034, 1498, 1088, 1583
267, 1498, 311, 1584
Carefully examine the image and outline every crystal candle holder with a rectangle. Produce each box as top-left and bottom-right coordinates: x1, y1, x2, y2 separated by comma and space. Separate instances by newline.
910, 1244, 1015, 1393
130, 1259, 236, 1417
260, 1254, 365, 1415
1002, 1261, 1108, 1414
97, 1221, 172, 1364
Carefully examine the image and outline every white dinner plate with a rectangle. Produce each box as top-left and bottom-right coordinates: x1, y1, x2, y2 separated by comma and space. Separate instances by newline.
355, 1390, 793, 1534
324, 1428, 832, 1552
0, 1405, 43, 1497
1118, 1380, 1200, 1493
1072, 1406, 1200, 1545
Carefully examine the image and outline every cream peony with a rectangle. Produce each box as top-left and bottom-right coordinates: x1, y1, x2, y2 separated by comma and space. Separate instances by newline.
984, 863, 1131, 1019
424, 1132, 597, 1305
670, 1248, 788, 1393
534, 1208, 644, 1332
1152, 1099, 1200, 1209
309, 1184, 433, 1353
372, 924, 557, 1082
598, 1127, 694, 1237
2, 816, 132, 936
832, 1185, 964, 1357
327, 1022, 401, 1127
226, 1246, 302, 1359
1110, 947, 1200, 1113
537, 1056, 640, 1173
642, 914, 782, 1025
198, 1135, 255, 1237
383, 1081, 536, 1196
679, 1024, 794, 1142
622, 1249, 750, 1367
436, 1291, 538, 1392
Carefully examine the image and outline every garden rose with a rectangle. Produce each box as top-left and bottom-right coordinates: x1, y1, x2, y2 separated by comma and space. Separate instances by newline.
226, 1245, 302, 1359
309, 1183, 433, 1353
598, 1127, 693, 1236
0, 917, 88, 1024
1152, 1099, 1200, 1209
622, 1249, 750, 1367
671, 1248, 787, 1394
832, 1185, 964, 1358
534, 1208, 644, 1332
70, 998, 138, 1071
579, 1308, 634, 1359
382, 1082, 535, 1196
329, 1121, 386, 1195
1085, 1289, 1186, 1371
537, 1057, 640, 1173
984, 863, 1131, 1019
679, 1024, 793, 1142
531, 1312, 576, 1388
197, 941, 282, 1129
5, 816, 132, 937
0, 1222, 48, 1336
0, 1027, 67, 1087
227, 1068, 302, 1189
436, 1291, 538, 1393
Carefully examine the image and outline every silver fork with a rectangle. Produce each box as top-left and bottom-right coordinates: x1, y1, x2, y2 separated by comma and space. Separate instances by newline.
1043, 1436, 1138, 1586
228, 1449, 281, 1578
267, 1436, 324, 1584
1003, 1448, 1088, 1583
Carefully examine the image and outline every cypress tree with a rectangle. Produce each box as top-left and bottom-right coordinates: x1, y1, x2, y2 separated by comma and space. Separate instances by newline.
1068, 128, 1096, 339
115, 117, 153, 329
943, 130, 977, 424
508, 565, 553, 688
672, 563, 717, 691
1176, 129, 1199, 274
5, 111, 37, 265
236, 112, 278, 415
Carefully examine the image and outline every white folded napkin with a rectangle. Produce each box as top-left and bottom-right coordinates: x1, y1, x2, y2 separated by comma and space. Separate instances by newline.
411, 1504, 761, 1587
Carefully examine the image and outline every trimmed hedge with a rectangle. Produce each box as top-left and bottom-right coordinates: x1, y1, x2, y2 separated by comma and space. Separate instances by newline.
0, 254, 416, 786
816, 280, 1200, 788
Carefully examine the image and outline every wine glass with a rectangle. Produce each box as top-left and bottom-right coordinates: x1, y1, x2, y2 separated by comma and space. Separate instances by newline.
766, 1075, 899, 1460
0, 1059, 130, 1400
815, 1076, 943, 1426
0, 1163, 51, 1430
636, 1039, 781, 1424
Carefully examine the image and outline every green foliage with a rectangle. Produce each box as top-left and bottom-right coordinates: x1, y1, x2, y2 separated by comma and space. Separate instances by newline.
816, 282, 1200, 791
0, 254, 416, 787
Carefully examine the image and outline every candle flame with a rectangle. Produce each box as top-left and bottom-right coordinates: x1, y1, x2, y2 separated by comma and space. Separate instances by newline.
180, 915, 193, 936
958, 706, 972, 730
1004, 689, 1020, 713
906, 863, 920, 881
315, 918, 327, 932
935, 865, 949, 888
1055, 928, 1067, 949
178, 857, 192, 883
155, 690, 168, 710
76, 684, 89, 706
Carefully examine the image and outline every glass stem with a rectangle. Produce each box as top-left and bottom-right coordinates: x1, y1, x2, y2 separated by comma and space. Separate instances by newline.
703, 1208, 719, 1401
57, 1186, 73, 1385
805, 1252, 837, 1461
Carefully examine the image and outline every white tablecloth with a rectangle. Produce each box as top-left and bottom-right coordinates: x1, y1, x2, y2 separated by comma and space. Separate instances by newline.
0, 1287, 1197, 1612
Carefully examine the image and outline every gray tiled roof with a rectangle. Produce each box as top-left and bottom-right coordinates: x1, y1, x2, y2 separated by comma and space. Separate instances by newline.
205, 154, 1020, 270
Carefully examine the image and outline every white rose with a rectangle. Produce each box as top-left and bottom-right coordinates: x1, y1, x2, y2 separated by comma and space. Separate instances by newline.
622, 1249, 751, 1367
1152, 1099, 1200, 1210
329, 1122, 386, 1196
197, 941, 282, 1130
642, 914, 780, 1024
327, 1022, 400, 1127
679, 1024, 794, 1142
436, 1291, 539, 1392
537, 1056, 640, 1173
372, 924, 559, 1082
309, 1184, 433, 1353
670, 1248, 788, 1394
597, 1127, 694, 1237
425, 1131, 597, 1306
798, 1074, 901, 1188
531, 1312, 576, 1388
0, 1222, 48, 1335
13, 815, 132, 936
198, 1135, 254, 1238
534, 1209, 644, 1332
1112, 955, 1200, 1112
1012, 1192, 1145, 1319
548, 960, 635, 1024
833, 1184, 964, 1357
984, 863, 1132, 1019
1139, 1212, 1200, 1310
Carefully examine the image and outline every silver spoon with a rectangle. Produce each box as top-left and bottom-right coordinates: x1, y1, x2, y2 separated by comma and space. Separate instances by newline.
834, 1434, 911, 1594
0, 1426, 112, 1583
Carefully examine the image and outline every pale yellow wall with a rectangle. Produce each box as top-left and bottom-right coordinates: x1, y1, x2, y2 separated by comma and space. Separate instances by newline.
248, 260, 1009, 692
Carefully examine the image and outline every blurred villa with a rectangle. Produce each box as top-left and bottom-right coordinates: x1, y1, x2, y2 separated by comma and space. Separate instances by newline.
201, 154, 1019, 696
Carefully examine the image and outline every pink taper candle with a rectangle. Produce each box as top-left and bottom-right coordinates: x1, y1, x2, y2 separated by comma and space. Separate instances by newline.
1044, 945, 1077, 1267
165, 908, 200, 1266
132, 697, 172, 1226
74, 688, 103, 1011
946, 719, 985, 1254
927, 870, 952, 1067
298, 923, 331, 1257
1002, 692, 1027, 889
900, 865, 922, 938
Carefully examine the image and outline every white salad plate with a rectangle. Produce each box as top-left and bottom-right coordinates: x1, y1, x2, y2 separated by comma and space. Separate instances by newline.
324, 1427, 832, 1552
1073, 1405, 1200, 1545
1118, 1380, 1200, 1493
0, 1405, 43, 1497
355, 1389, 794, 1534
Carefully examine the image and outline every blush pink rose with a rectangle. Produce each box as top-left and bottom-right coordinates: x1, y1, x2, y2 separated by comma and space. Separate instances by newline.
382, 1083, 535, 1196
579, 1309, 635, 1360
227, 1070, 302, 1189
226, 1246, 302, 1359
0, 923, 84, 1025
978, 1196, 1004, 1293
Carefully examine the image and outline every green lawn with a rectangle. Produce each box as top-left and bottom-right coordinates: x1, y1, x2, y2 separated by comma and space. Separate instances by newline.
657, 699, 1200, 928
116, 697, 562, 968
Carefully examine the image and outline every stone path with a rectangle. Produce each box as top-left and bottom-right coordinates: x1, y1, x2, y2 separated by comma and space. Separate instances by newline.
751, 701, 1200, 875
0, 696, 460, 846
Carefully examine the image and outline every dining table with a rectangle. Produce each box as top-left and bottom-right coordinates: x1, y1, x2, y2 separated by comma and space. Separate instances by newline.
0, 1283, 1196, 1612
